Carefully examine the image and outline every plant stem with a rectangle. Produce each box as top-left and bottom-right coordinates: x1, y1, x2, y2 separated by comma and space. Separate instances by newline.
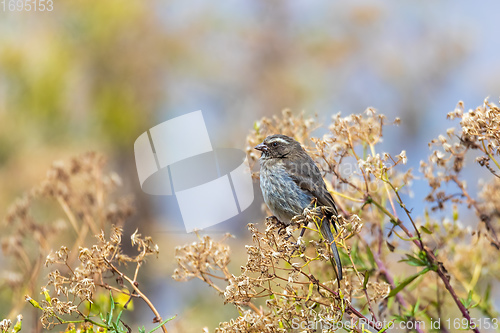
57, 196, 79, 233
450, 175, 500, 249
104, 258, 168, 333
367, 196, 481, 333
481, 139, 500, 171
62, 318, 108, 329
360, 238, 426, 333
295, 269, 382, 332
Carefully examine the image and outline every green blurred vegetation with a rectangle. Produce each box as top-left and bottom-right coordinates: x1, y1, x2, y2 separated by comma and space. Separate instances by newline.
0, 0, 166, 146
0, 1, 172, 330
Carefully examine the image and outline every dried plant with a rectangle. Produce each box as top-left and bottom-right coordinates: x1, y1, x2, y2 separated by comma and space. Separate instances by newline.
0, 315, 22, 333
423, 99, 500, 248
174, 103, 500, 332
3, 100, 500, 332
1, 152, 173, 332
26, 226, 172, 332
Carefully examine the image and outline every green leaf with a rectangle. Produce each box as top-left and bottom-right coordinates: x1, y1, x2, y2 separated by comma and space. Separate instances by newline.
147, 316, 176, 333
365, 245, 376, 268
484, 284, 491, 303
388, 268, 430, 297
350, 242, 368, 269
362, 271, 371, 289
412, 297, 421, 316
116, 310, 123, 326
107, 291, 115, 325
387, 294, 395, 310
396, 183, 406, 193
420, 226, 433, 234
400, 254, 427, 267
461, 290, 474, 309
306, 282, 314, 302
393, 230, 420, 241
379, 321, 395, 333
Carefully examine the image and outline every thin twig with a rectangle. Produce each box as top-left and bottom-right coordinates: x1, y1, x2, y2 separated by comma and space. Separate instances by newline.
368, 196, 480, 333
103, 258, 168, 333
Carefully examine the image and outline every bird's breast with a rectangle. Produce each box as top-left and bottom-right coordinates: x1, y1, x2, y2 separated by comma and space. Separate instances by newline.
259, 161, 312, 223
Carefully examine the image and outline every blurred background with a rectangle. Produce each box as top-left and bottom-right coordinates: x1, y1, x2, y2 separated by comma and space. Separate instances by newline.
1, 0, 500, 331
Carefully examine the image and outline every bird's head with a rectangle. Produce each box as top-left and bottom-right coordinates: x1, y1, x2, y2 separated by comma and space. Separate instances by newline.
254, 134, 303, 159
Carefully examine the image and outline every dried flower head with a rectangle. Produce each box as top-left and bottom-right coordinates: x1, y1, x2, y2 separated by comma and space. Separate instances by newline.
176, 104, 500, 332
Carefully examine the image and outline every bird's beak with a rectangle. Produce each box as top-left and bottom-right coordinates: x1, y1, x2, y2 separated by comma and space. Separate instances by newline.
254, 143, 268, 152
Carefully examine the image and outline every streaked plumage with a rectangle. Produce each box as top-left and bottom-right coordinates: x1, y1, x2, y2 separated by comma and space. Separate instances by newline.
255, 134, 343, 280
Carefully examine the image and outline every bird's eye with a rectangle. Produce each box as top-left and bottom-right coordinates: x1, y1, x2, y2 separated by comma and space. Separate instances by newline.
272, 142, 278, 147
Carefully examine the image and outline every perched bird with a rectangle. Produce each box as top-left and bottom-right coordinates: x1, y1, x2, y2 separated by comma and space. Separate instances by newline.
255, 134, 343, 280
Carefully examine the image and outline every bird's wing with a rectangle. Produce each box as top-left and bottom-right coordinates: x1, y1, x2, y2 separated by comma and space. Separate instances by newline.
286, 154, 343, 280
285, 155, 338, 218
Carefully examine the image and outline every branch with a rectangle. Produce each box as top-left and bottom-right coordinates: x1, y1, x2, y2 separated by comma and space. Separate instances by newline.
367, 196, 480, 333
103, 258, 168, 333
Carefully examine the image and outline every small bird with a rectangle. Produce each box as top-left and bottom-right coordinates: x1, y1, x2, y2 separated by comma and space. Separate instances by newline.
255, 134, 343, 280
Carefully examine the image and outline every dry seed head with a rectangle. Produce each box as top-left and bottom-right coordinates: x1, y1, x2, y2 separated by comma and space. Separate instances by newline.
0, 319, 11, 331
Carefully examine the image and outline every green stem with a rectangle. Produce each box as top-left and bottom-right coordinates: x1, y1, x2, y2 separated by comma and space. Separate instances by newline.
482, 140, 500, 170
366, 196, 398, 226
329, 189, 364, 202
61, 319, 108, 329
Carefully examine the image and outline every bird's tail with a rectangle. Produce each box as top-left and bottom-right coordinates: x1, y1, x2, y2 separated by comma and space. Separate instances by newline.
320, 218, 343, 281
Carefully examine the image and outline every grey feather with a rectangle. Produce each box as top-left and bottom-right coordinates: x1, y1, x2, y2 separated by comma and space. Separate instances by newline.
256, 134, 343, 281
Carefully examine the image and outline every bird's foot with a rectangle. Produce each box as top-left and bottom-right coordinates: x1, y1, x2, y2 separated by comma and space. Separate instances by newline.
266, 215, 280, 224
